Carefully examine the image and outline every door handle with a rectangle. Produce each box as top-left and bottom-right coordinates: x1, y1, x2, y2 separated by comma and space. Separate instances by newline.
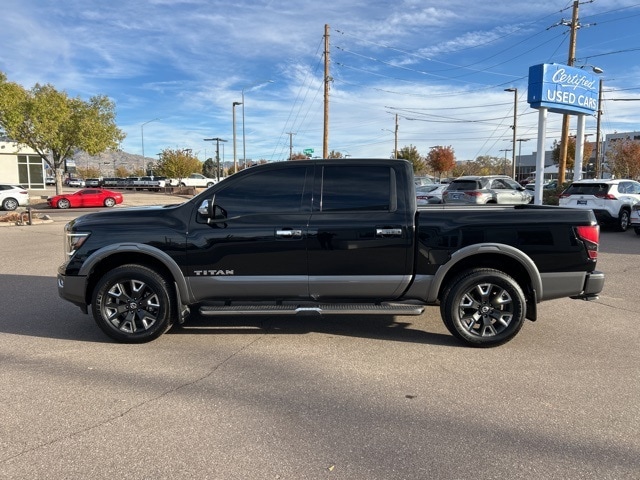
376, 228, 402, 237
276, 228, 303, 238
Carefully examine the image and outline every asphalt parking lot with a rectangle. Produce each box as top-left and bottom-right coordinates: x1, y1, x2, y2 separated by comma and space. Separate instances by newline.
0, 194, 638, 479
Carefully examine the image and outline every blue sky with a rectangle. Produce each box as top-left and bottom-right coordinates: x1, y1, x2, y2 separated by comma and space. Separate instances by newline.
2, 0, 640, 163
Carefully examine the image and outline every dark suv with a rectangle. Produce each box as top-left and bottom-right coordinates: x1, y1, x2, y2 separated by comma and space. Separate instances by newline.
443, 175, 532, 205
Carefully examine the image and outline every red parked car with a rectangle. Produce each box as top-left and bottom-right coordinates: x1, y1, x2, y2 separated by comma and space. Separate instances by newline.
47, 188, 124, 209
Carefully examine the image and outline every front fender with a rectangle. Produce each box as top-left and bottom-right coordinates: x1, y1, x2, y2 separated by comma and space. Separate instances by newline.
78, 243, 192, 304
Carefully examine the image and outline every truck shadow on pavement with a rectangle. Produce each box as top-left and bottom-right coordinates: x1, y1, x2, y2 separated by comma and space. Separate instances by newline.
169, 313, 459, 347
1, 274, 459, 347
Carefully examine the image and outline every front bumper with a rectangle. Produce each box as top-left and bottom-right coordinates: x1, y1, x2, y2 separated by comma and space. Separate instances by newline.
57, 270, 89, 313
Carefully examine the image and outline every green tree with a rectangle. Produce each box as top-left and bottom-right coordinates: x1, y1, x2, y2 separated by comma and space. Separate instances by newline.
115, 166, 130, 178
475, 155, 503, 175
397, 145, 425, 173
202, 158, 216, 177
606, 139, 640, 179
426, 145, 456, 179
154, 148, 203, 181
0, 72, 125, 193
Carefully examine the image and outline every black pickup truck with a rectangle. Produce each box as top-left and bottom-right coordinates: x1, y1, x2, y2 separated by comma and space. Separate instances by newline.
57, 159, 604, 347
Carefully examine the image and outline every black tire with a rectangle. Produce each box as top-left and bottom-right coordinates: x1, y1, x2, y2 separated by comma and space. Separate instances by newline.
91, 264, 174, 343
206, 182, 215, 188
440, 268, 526, 347
2, 197, 18, 211
103, 197, 116, 207
57, 198, 71, 209
617, 209, 630, 232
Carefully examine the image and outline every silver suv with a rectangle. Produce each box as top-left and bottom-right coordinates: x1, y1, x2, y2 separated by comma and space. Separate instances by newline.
442, 175, 532, 205
559, 179, 640, 231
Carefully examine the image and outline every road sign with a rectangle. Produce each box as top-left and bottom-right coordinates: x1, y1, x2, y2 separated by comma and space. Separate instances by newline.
303, 148, 314, 155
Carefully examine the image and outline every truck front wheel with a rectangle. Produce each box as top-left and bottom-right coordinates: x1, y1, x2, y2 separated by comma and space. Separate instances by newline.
91, 264, 174, 343
440, 268, 526, 347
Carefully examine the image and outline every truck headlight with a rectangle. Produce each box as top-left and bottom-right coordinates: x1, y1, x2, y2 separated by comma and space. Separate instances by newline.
64, 223, 90, 258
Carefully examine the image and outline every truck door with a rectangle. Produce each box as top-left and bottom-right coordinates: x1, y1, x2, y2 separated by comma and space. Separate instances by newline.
307, 164, 413, 300
186, 164, 312, 301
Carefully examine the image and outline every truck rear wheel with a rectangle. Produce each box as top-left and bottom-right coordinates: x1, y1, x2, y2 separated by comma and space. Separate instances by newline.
440, 268, 526, 347
91, 264, 174, 343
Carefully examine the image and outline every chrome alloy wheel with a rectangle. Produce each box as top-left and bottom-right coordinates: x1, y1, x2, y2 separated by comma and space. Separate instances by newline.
457, 282, 514, 337
102, 278, 161, 334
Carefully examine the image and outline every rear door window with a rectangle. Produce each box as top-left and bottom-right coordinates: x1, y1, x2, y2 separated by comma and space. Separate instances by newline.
449, 180, 480, 191
320, 165, 392, 212
565, 183, 608, 196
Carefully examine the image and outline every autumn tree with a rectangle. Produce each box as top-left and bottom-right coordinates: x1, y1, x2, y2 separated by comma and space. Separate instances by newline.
397, 145, 425, 173
76, 166, 102, 179
328, 150, 343, 159
289, 152, 308, 160
551, 137, 594, 173
154, 148, 204, 181
0, 72, 125, 194
426, 145, 456, 179
606, 139, 640, 179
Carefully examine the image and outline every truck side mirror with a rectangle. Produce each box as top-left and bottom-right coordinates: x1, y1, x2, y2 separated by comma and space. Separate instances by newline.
197, 199, 227, 222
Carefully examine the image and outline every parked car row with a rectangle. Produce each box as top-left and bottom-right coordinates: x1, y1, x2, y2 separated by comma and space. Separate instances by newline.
414, 175, 640, 233
85, 176, 168, 190
415, 175, 533, 206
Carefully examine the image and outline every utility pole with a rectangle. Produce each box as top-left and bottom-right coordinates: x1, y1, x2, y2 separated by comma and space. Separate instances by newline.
203, 137, 227, 180
594, 77, 603, 179
287, 132, 296, 160
558, 0, 580, 185
394, 114, 399, 159
323, 24, 331, 159
504, 88, 518, 179
232, 101, 242, 173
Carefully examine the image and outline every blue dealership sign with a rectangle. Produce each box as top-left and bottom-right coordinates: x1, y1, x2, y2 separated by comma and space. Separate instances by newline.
528, 63, 599, 115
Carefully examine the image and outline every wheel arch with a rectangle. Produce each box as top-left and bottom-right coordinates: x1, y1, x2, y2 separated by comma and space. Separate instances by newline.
79, 244, 191, 308
429, 244, 542, 317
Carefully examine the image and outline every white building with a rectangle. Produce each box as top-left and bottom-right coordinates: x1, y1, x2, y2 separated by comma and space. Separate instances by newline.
0, 138, 47, 189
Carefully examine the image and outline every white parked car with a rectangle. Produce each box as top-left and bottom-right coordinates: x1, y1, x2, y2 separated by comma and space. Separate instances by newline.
416, 184, 447, 205
67, 178, 85, 188
630, 204, 640, 235
442, 175, 532, 205
559, 179, 640, 231
167, 173, 217, 188
0, 184, 30, 211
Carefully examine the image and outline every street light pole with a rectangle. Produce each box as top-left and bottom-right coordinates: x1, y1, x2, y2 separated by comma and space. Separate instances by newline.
504, 88, 517, 179
515, 138, 531, 181
499, 149, 512, 175
141, 118, 159, 158
241, 80, 273, 168
232, 101, 242, 174
204, 138, 227, 181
